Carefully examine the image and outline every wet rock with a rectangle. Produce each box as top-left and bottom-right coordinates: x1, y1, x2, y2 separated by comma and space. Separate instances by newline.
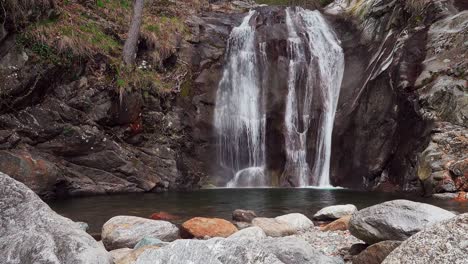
275, 213, 313, 231
228, 226, 266, 239
117, 236, 343, 264
383, 213, 468, 264
432, 193, 458, 199
349, 243, 369, 256
149, 211, 180, 221
252, 217, 297, 237
102, 216, 179, 250
232, 209, 257, 223
313, 204, 357, 220
349, 200, 455, 244
0, 172, 112, 263
352, 240, 401, 264
321, 215, 351, 231
181, 217, 238, 239
76, 221, 90, 232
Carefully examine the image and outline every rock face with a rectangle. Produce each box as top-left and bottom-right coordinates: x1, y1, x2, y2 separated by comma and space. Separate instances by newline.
181, 217, 238, 238
313, 204, 357, 220
252, 217, 297, 237
275, 213, 313, 231
353, 241, 401, 264
117, 236, 343, 264
0, 172, 112, 263
349, 200, 455, 244
383, 213, 468, 264
102, 216, 179, 250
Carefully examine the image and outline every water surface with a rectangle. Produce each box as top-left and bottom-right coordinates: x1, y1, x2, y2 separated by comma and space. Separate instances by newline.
49, 188, 468, 234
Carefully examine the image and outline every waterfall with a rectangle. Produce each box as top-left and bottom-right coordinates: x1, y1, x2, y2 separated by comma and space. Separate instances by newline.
215, 7, 344, 187
284, 7, 345, 187
214, 10, 267, 187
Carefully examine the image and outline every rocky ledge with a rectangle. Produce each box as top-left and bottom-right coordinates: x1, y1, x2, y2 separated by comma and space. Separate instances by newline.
1, 172, 466, 264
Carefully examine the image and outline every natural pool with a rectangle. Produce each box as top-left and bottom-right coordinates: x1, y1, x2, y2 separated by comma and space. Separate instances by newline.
48, 188, 468, 234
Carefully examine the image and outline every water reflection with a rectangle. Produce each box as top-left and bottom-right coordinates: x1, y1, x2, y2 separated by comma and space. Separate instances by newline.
48, 188, 468, 234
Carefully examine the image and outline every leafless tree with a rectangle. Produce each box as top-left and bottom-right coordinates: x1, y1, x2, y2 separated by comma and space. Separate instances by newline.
122, 0, 145, 65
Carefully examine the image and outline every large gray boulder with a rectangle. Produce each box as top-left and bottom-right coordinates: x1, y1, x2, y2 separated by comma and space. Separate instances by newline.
117, 236, 343, 264
252, 217, 297, 237
313, 204, 357, 220
275, 213, 313, 231
382, 213, 468, 264
349, 200, 455, 244
0, 172, 112, 264
102, 216, 179, 250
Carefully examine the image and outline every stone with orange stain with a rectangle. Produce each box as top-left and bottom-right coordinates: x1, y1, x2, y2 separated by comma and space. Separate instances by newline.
149, 211, 179, 221
453, 191, 467, 202
321, 215, 352, 231
181, 217, 238, 239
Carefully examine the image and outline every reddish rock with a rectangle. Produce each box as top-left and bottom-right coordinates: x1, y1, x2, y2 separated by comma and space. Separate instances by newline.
320, 215, 351, 231
353, 240, 401, 264
149, 212, 179, 221
453, 192, 467, 202
181, 217, 238, 239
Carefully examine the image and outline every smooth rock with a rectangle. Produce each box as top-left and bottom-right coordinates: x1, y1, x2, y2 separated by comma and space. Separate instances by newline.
432, 193, 458, 200
0, 172, 112, 264
102, 216, 179, 250
110, 248, 132, 263
353, 240, 401, 264
228, 226, 267, 239
117, 236, 343, 264
232, 209, 257, 223
349, 200, 455, 244
321, 215, 351, 231
76, 221, 90, 232
149, 211, 179, 221
275, 213, 313, 231
349, 243, 369, 255
134, 237, 169, 249
252, 217, 297, 237
313, 204, 357, 220
181, 217, 238, 238
383, 213, 468, 264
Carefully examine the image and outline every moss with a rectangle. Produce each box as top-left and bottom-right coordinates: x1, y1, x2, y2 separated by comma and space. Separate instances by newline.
180, 79, 192, 97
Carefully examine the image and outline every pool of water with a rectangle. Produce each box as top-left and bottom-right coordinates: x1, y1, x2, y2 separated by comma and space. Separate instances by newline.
48, 188, 468, 234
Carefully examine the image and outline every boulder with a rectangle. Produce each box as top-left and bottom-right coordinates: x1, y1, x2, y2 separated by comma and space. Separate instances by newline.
349, 200, 455, 244
232, 209, 257, 223
313, 204, 357, 220
116, 236, 343, 264
134, 237, 169, 249
181, 217, 238, 239
0, 172, 112, 264
252, 217, 297, 237
275, 213, 313, 231
228, 226, 267, 239
352, 241, 401, 264
109, 248, 132, 263
349, 243, 369, 256
149, 211, 179, 221
383, 213, 468, 264
321, 215, 351, 231
102, 216, 179, 250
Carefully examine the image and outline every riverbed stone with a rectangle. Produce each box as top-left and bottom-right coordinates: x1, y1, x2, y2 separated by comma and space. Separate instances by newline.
0, 172, 112, 264
352, 240, 401, 264
349, 200, 455, 244
252, 217, 297, 237
313, 204, 357, 220
181, 217, 238, 238
110, 248, 132, 263
383, 213, 468, 264
134, 237, 169, 249
275, 213, 313, 231
232, 209, 257, 223
116, 236, 343, 264
321, 215, 351, 231
228, 226, 267, 239
102, 216, 179, 250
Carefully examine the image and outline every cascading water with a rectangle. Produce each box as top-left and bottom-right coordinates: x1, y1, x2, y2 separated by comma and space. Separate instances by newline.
283, 7, 345, 187
214, 10, 267, 187
214, 7, 344, 187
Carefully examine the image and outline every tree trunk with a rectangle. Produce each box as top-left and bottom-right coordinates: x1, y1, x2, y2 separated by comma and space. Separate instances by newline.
122, 0, 145, 65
